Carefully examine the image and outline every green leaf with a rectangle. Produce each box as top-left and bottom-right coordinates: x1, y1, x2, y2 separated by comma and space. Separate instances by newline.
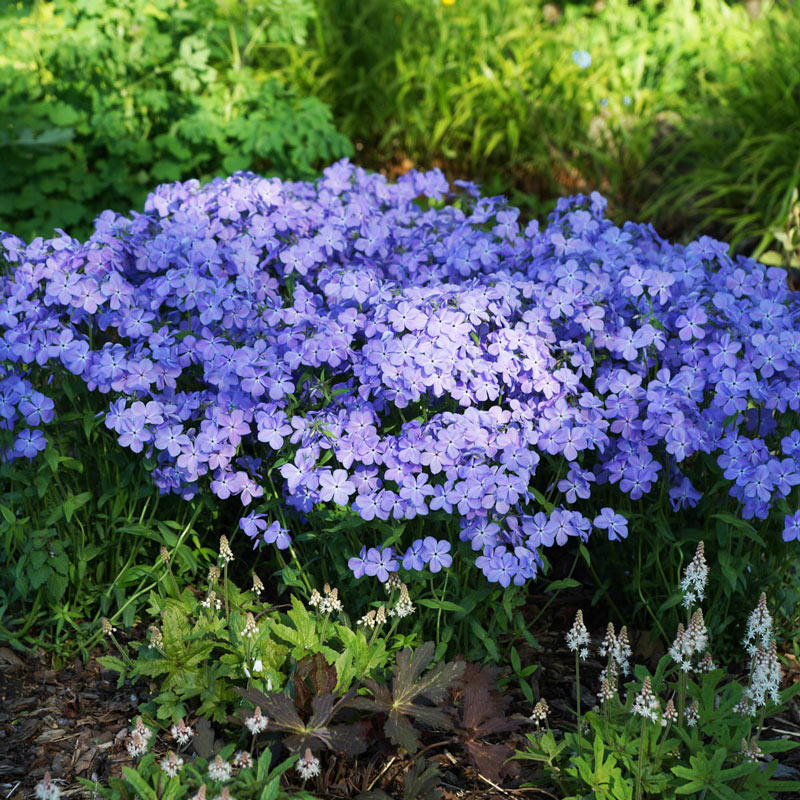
64, 491, 92, 522
416, 598, 467, 613
545, 577, 581, 592
0, 503, 15, 524
120, 767, 158, 800
47, 103, 81, 127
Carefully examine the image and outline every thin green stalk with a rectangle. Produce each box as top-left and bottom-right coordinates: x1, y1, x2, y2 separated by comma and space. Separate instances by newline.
635, 716, 647, 800
575, 649, 583, 759
435, 570, 450, 645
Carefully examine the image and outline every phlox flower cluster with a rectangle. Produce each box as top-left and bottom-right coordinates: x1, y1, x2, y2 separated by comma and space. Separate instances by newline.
3, 159, 800, 588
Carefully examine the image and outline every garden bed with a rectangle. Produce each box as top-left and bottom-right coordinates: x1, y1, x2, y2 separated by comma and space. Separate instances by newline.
3, 590, 800, 800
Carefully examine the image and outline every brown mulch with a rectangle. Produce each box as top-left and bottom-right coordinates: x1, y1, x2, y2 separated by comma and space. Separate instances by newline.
0, 646, 138, 799
1, 593, 799, 800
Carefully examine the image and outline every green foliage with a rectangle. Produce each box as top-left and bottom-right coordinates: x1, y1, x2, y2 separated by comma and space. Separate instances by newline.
519, 665, 800, 799
644, 9, 800, 256
516, 562, 800, 800
99, 569, 395, 724
0, 381, 214, 657
285, 0, 770, 228
81, 737, 308, 800
0, 0, 352, 241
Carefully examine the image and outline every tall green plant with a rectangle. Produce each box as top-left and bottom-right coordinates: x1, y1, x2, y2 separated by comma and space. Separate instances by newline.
282, 0, 762, 225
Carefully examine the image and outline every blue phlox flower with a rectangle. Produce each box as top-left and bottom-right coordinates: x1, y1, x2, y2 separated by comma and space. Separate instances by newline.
783, 511, 800, 543
592, 507, 628, 541
420, 537, 452, 573
363, 546, 398, 582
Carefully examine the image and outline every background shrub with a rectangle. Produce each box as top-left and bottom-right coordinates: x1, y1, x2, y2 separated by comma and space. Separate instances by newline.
0, 0, 352, 242
281, 0, 765, 237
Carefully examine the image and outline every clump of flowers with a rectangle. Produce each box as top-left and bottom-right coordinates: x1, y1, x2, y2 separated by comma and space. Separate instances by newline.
631, 676, 661, 723
207, 755, 233, 783
126, 716, 153, 757
295, 749, 321, 781
170, 718, 194, 745
519, 543, 798, 800
160, 751, 184, 778
2, 159, 800, 598
82, 717, 298, 800
244, 705, 268, 735
308, 583, 344, 614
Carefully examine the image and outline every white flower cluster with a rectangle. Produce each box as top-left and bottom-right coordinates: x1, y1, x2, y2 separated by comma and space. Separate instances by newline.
736, 595, 783, 717
160, 752, 184, 778
679, 541, 708, 609
296, 749, 321, 781
668, 609, 709, 671
242, 612, 258, 638
565, 610, 590, 661
742, 593, 772, 656
529, 698, 549, 723
740, 738, 765, 762
387, 583, 415, 619
661, 698, 678, 727
631, 676, 661, 723
34, 773, 61, 800
148, 624, 164, 652
170, 718, 194, 745
358, 605, 387, 628
201, 590, 223, 611
308, 583, 343, 614
127, 717, 153, 758
737, 640, 783, 716
207, 755, 232, 783
684, 700, 699, 727
219, 535, 234, 565
597, 622, 633, 703
384, 574, 403, 593
244, 705, 268, 735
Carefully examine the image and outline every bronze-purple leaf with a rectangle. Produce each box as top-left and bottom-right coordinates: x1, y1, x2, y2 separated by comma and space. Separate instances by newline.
451, 665, 520, 781
351, 642, 465, 754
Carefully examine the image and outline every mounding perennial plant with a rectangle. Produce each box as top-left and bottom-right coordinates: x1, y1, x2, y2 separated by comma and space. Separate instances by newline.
2, 159, 800, 628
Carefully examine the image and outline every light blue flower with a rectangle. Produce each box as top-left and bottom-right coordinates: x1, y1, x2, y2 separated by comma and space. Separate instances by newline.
572, 50, 591, 69
622, 95, 632, 106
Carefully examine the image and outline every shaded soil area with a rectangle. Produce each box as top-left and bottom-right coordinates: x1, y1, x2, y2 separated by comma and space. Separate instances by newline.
2, 593, 800, 800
